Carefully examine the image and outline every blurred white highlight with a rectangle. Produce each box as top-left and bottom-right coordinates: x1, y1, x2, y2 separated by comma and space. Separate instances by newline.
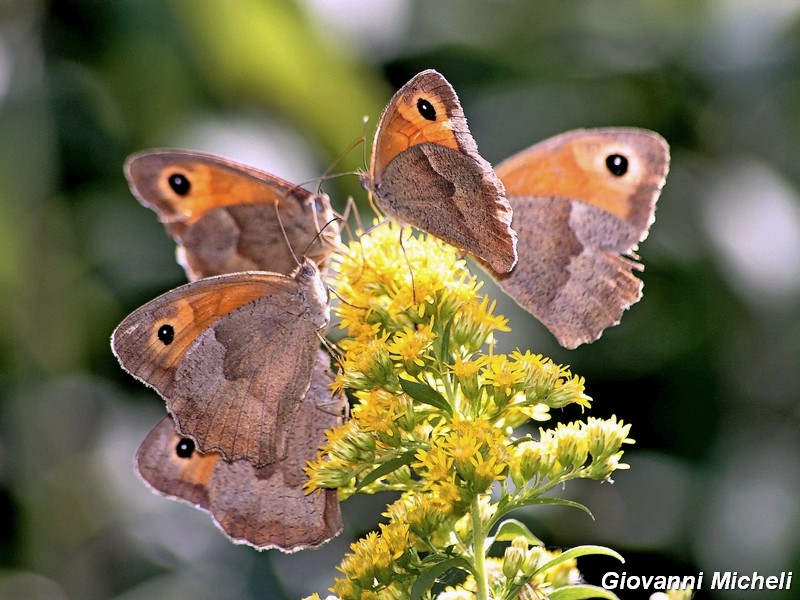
301, 0, 411, 58
702, 158, 800, 308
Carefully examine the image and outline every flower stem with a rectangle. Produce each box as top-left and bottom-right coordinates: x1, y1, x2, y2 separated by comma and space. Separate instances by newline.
471, 494, 490, 600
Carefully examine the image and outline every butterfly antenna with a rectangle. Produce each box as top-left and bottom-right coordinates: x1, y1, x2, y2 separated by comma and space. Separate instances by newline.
361, 115, 370, 173
315, 331, 343, 359
328, 286, 370, 311
291, 132, 366, 245
302, 217, 343, 260
292, 132, 366, 205
273, 199, 301, 268
337, 196, 363, 243
317, 133, 366, 195
397, 229, 417, 304
359, 114, 385, 222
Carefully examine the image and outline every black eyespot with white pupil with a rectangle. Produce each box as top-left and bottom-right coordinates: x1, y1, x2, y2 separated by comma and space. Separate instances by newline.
417, 98, 437, 121
175, 438, 195, 459
606, 154, 629, 177
157, 324, 174, 345
168, 173, 191, 196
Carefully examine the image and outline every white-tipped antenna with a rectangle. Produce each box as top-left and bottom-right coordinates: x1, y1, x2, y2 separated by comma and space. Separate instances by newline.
316, 133, 367, 196
361, 115, 370, 174
292, 131, 368, 245
360, 115, 385, 221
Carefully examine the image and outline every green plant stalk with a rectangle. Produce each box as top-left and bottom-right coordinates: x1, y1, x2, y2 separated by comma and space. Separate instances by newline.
471, 494, 490, 600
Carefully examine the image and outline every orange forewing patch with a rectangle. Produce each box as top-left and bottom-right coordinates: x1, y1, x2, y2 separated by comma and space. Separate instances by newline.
371, 81, 460, 178
496, 132, 653, 222
148, 161, 304, 225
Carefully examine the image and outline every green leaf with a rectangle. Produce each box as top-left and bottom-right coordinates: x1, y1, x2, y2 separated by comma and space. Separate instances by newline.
410, 557, 475, 600
491, 518, 543, 546
533, 545, 624, 578
516, 496, 595, 520
549, 584, 621, 600
492, 495, 595, 528
400, 378, 452, 415
355, 451, 417, 491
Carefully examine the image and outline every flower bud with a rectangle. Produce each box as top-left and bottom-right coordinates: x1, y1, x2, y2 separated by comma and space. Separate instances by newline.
502, 536, 527, 578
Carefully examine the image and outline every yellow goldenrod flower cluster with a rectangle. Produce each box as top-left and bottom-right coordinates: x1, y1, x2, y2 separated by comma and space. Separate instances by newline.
305, 223, 632, 600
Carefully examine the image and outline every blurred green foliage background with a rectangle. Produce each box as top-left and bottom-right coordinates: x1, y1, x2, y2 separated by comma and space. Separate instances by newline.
1, 1, 799, 598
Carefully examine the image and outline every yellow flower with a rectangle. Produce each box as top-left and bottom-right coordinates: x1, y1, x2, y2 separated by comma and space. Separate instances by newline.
534, 428, 561, 480
445, 422, 484, 463
332, 222, 471, 318
509, 439, 544, 488
379, 521, 409, 561
510, 350, 592, 410
500, 402, 551, 430
306, 224, 631, 597
451, 354, 485, 402
351, 388, 407, 441
438, 589, 475, 600
451, 354, 484, 378
584, 415, 633, 478
339, 319, 382, 344
547, 374, 592, 410
437, 270, 481, 323
502, 536, 528, 579
332, 521, 412, 595
552, 422, 589, 470
453, 296, 509, 352
481, 354, 525, 409
469, 452, 507, 491
440, 419, 508, 490
385, 492, 447, 540
414, 445, 453, 484
337, 335, 395, 390
585, 415, 633, 459
434, 477, 467, 513
386, 322, 436, 374
330, 575, 359, 598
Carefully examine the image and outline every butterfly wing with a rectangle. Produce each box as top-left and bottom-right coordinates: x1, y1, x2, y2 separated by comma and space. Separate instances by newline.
136, 349, 344, 551
135, 415, 218, 512
113, 264, 329, 465
125, 150, 339, 280
209, 350, 344, 551
492, 128, 670, 348
363, 70, 517, 273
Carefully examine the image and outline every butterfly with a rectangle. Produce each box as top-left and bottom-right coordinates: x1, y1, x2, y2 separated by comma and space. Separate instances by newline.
361, 69, 518, 274
113, 150, 344, 549
124, 150, 339, 280
112, 261, 330, 466
360, 71, 668, 347
487, 127, 670, 348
